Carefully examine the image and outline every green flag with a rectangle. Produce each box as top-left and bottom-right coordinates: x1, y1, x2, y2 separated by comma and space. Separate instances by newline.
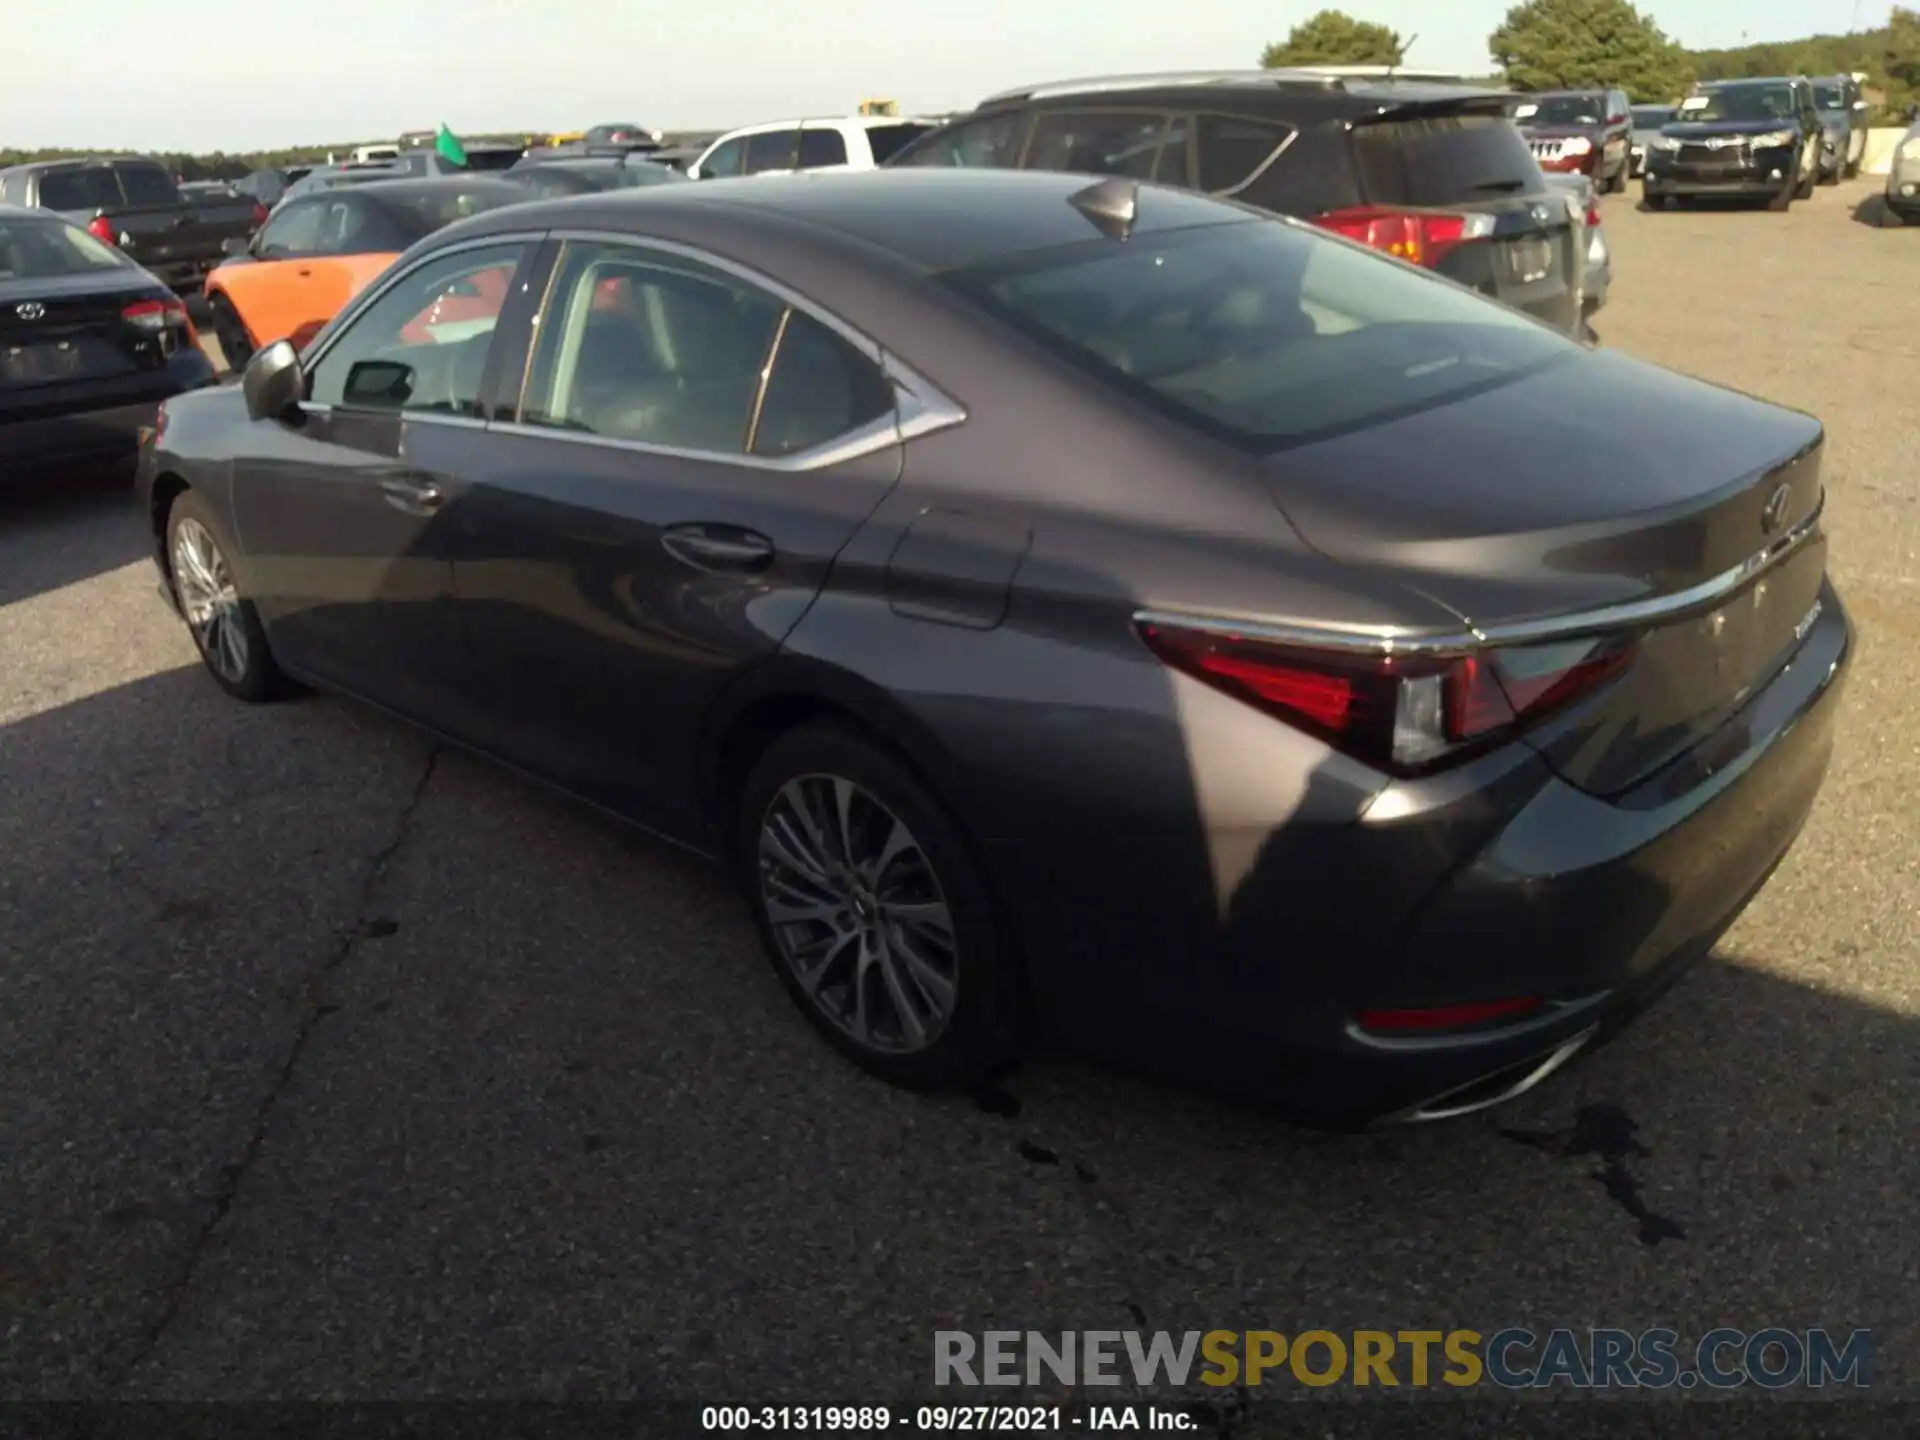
435, 123, 468, 167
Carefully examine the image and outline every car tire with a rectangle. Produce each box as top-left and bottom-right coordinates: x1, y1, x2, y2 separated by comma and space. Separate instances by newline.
1608, 163, 1628, 194
1767, 183, 1794, 212
737, 721, 1021, 1091
1882, 203, 1913, 228
1644, 191, 1667, 210
1793, 167, 1817, 201
207, 293, 254, 372
163, 489, 288, 703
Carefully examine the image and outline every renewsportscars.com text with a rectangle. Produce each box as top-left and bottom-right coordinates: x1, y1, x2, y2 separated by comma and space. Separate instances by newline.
934, 1327, 1872, 1390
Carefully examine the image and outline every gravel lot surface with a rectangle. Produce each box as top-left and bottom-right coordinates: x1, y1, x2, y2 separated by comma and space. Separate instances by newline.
1, 180, 1914, 1416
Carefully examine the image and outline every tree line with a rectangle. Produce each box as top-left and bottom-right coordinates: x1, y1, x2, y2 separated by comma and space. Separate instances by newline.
6, 4, 1917, 173
1262, 1, 1920, 120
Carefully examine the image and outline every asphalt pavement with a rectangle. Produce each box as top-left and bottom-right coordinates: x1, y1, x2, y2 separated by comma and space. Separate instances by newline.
1, 179, 1915, 1412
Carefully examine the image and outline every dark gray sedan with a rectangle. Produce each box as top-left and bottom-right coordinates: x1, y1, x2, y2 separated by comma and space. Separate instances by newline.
135, 170, 1853, 1126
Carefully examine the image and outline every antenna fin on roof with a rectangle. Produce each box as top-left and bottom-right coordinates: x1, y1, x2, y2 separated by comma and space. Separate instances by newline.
1068, 176, 1138, 241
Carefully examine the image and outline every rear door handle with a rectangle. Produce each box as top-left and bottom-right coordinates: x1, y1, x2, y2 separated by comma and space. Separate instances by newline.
661, 523, 775, 573
377, 475, 445, 516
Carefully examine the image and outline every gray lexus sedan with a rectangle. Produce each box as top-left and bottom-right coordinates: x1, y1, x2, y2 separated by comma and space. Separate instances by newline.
135, 170, 1853, 1126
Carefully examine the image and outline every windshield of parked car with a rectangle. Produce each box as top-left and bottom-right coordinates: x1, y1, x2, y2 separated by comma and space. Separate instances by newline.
1679, 84, 1799, 124
1524, 94, 1605, 125
943, 218, 1578, 452
1811, 83, 1845, 109
0, 216, 129, 278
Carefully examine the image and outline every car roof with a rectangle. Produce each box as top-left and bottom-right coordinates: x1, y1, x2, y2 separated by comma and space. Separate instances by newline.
305, 176, 530, 203
974, 69, 1512, 110
708, 114, 940, 141
453, 168, 1252, 272
1, 155, 164, 174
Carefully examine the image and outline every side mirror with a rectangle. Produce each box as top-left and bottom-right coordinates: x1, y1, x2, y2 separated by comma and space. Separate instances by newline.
342, 358, 414, 408
221, 235, 251, 258
241, 340, 304, 422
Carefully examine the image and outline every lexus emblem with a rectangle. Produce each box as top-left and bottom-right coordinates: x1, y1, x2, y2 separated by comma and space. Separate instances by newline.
14, 302, 45, 320
1761, 482, 1792, 534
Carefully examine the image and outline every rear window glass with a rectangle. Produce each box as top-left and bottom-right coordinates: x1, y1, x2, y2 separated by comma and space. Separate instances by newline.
864, 123, 934, 165
35, 168, 122, 211
116, 163, 178, 205
1351, 114, 1541, 207
0, 217, 128, 279
799, 129, 849, 168
462, 149, 521, 172
943, 219, 1575, 452
1196, 116, 1293, 193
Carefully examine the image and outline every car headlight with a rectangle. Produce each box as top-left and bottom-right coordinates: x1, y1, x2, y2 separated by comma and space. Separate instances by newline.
1647, 135, 1680, 152
1749, 129, 1799, 148
1559, 136, 1594, 155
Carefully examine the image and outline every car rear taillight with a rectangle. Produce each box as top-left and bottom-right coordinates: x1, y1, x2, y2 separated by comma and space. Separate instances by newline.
1585, 199, 1602, 227
1136, 620, 1636, 776
249, 200, 269, 229
87, 214, 117, 244
123, 296, 191, 333
1311, 205, 1496, 268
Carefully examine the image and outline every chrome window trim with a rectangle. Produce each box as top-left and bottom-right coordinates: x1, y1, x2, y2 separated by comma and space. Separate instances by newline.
491, 228, 968, 470
292, 403, 490, 431
1134, 504, 1823, 657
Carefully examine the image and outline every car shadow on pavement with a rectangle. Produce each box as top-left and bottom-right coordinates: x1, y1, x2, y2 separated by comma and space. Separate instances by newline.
0, 661, 1912, 1400
1850, 192, 1909, 229
0, 476, 152, 607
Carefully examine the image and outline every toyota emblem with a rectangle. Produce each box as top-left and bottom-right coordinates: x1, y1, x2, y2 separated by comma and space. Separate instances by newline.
14, 302, 45, 321
1761, 482, 1792, 534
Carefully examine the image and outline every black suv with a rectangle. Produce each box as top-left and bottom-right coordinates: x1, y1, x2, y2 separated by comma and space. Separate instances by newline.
885, 69, 1584, 334
1641, 77, 1824, 212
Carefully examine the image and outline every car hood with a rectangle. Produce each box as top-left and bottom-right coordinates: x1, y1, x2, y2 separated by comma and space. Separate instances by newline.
1664, 119, 1801, 140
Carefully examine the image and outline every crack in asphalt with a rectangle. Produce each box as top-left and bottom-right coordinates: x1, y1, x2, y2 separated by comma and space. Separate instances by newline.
101, 745, 441, 1388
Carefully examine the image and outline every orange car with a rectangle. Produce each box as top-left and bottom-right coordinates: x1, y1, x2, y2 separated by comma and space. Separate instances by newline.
203, 176, 531, 367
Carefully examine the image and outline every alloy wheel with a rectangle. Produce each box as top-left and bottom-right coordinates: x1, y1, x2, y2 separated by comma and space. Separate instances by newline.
171, 516, 249, 683
757, 774, 959, 1055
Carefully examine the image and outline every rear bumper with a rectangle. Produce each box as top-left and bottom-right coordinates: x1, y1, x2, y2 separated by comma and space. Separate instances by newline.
993, 583, 1853, 1124
0, 354, 216, 483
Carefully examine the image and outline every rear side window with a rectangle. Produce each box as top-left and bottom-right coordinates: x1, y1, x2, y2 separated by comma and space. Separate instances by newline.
116, 163, 177, 206
799, 128, 849, 168
1351, 115, 1541, 207
864, 123, 934, 165
1195, 116, 1294, 194
1025, 111, 1174, 181
745, 130, 801, 174
944, 218, 1574, 452
752, 311, 896, 457
35, 168, 122, 211
888, 111, 1026, 168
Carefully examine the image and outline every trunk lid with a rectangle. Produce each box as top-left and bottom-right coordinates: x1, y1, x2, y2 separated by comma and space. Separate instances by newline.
1260, 349, 1828, 797
0, 271, 172, 393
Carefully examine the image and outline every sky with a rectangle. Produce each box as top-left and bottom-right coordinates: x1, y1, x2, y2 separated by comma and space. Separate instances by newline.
3, 0, 1898, 153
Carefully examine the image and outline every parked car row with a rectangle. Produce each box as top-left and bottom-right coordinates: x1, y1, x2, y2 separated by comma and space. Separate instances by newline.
130, 159, 1851, 1125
